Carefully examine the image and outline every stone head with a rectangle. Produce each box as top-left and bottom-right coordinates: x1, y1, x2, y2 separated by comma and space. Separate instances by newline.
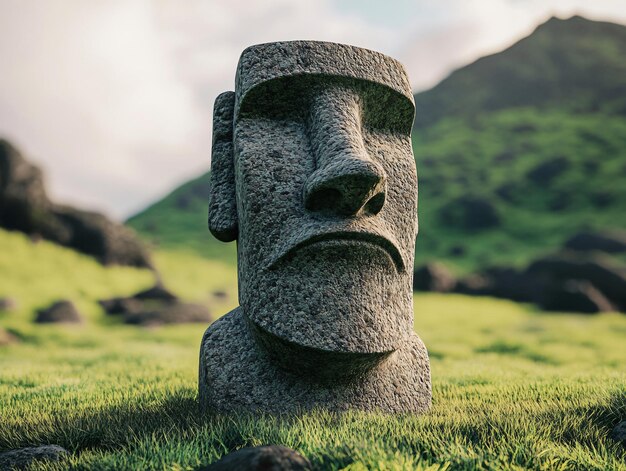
208, 41, 418, 371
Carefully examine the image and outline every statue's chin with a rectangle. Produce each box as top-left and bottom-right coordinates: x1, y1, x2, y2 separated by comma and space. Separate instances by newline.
248, 316, 394, 382
241, 242, 414, 355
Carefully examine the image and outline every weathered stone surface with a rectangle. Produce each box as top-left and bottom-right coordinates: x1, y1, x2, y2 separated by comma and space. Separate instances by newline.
203, 445, 311, 471
0, 139, 152, 268
201, 308, 430, 413
413, 262, 456, 292
0, 445, 68, 469
200, 41, 430, 414
35, 300, 82, 324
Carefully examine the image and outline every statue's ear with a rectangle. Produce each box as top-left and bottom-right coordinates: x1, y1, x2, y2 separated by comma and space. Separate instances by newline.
208, 91, 238, 242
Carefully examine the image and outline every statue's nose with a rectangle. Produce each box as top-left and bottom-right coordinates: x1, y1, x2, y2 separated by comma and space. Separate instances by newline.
304, 88, 387, 217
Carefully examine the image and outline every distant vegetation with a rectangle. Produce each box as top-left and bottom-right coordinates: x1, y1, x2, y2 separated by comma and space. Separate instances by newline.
414, 108, 626, 272
128, 16, 626, 273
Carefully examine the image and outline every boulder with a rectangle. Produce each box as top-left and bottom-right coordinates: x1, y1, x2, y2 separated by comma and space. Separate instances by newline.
454, 267, 546, 303
413, 262, 456, 292
448, 245, 465, 256
0, 445, 68, 469
0, 139, 152, 268
98, 297, 143, 316
99, 285, 210, 326
124, 302, 211, 326
211, 290, 229, 300
564, 231, 626, 254
526, 253, 626, 311
203, 445, 311, 471
132, 284, 178, 302
438, 196, 500, 230
526, 156, 570, 185
538, 280, 615, 313
35, 300, 83, 324
454, 273, 492, 296
480, 267, 546, 303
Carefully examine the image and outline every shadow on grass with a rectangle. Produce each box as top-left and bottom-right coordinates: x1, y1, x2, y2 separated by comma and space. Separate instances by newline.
4, 391, 201, 452
5, 387, 625, 469
5, 392, 350, 469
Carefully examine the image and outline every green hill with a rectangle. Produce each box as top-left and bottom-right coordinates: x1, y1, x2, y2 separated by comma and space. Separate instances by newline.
128, 15, 626, 273
414, 15, 626, 129
127, 173, 236, 263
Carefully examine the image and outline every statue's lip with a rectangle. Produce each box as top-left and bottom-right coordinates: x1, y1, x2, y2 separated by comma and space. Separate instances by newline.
268, 230, 405, 272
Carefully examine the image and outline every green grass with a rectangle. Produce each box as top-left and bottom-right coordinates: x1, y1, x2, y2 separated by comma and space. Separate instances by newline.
1, 229, 625, 469
0, 229, 237, 328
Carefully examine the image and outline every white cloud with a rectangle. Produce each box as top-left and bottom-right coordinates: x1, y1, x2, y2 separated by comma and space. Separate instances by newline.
0, 0, 624, 218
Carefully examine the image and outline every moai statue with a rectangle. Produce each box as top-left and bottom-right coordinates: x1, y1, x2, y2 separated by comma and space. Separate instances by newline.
200, 41, 431, 414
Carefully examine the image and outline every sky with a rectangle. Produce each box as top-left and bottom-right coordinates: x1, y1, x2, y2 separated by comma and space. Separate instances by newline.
0, 0, 625, 220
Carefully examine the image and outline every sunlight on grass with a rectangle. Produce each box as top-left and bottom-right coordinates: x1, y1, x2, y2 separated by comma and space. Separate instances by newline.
0, 229, 624, 469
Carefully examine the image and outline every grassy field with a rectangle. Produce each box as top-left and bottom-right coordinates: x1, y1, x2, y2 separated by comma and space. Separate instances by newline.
1, 230, 625, 470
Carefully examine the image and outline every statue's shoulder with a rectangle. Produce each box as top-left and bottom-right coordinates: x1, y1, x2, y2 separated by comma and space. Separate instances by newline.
201, 306, 245, 344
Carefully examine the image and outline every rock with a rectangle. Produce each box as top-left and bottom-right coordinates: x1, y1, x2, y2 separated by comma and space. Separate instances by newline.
0, 139, 152, 268
413, 263, 456, 292
611, 421, 626, 444
486, 267, 545, 303
98, 297, 143, 316
200, 41, 431, 414
204, 445, 311, 471
454, 267, 545, 303
0, 445, 68, 469
51, 205, 153, 268
132, 284, 178, 302
0, 297, 17, 311
526, 253, 626, 311
538, 279, 615, 313
564, 231, 626, 254
438, 196, 500, 230
455, 273, 492, 296
35, 300, 83, 324
99, 285, 210, 325
526, 156, 570, 185
124, 302, 211, 326
211, 290, 229, 300
448, 245, 465, 256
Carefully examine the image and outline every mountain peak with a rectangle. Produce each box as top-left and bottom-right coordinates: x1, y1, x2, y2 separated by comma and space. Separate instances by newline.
414, 15, 626, 128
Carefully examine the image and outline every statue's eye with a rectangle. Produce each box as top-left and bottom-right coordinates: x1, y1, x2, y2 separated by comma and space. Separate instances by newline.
238, 78, 311, 122
361, 86, 414, 136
